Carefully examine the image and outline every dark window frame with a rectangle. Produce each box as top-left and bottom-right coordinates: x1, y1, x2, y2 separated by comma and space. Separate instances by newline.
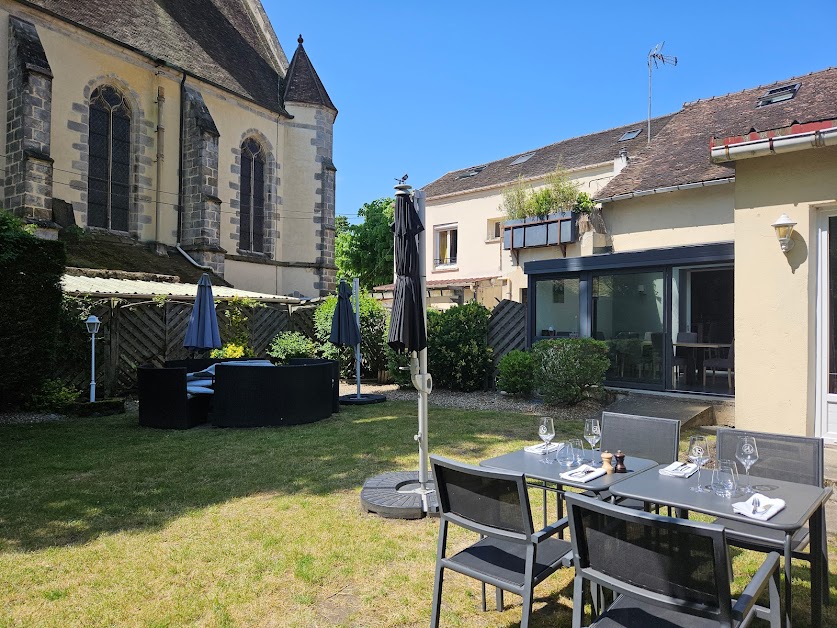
87, 85, 131, 232
240, 138, 266, 253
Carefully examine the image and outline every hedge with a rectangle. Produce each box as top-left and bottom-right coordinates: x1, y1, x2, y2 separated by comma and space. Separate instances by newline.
0, 211, 66, 410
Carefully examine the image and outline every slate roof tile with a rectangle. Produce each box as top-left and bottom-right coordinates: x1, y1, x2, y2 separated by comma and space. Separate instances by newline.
283, 35, 336, 113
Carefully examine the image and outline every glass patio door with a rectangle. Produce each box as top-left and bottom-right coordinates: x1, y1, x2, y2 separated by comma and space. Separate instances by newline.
592, 270, 665, 387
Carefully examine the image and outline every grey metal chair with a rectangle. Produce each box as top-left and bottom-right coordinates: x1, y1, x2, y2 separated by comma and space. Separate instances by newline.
673, 331, 697, 381
703, 341, 734, 389
584, 412, 681, 511
599, 412, 680, 464
429, 455, 572, 628
565, 493, 783, 628
713, 428, 828, 604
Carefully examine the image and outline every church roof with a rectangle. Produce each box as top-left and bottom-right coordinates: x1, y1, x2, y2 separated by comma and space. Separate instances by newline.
283, 35, 336, 113
17, 0, 291, 116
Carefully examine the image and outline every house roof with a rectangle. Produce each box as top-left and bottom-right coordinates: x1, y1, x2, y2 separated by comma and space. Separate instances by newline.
373, 275, 500, 292
597, 67, 837, 200
283, 35, 336, 113
422, 116, 674, 200
18, 0, 291, 115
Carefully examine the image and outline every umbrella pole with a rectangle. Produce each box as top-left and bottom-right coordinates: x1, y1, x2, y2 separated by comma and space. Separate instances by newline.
354, 277, 362, 399
413, 189, 432, 496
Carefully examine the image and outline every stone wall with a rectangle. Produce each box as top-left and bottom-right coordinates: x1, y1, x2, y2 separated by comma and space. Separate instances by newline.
4, 16, 53, 223
312, 108, 336, 295
180, 85, 224, 274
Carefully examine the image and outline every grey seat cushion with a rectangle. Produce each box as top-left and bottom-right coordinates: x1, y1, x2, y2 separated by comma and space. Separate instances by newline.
446, 536, 571, 588
591, 594, 722, 628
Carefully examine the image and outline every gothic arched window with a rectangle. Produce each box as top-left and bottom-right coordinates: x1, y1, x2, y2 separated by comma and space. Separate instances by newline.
87, 85, 131, 231
240, 138, 265, 252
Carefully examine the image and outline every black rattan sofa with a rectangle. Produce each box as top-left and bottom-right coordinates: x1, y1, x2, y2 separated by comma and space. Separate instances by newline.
137, 365, 211, 429
210, 360, 336, 427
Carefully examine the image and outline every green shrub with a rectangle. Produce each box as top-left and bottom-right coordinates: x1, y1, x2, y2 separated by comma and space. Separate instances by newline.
210, 343, 246, 359
267, 331, 319, 363
531, 338, 610, 405
0, 210, 66, 410
385, 345, 413, 388
218, 296, 263, 356
427, 302, 493, 392
496, 350, 534, 397
314, 292, 387, 378
28, 379, 80, 412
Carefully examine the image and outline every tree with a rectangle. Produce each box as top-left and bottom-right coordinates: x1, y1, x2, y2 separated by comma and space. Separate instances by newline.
335, 198, 394, 289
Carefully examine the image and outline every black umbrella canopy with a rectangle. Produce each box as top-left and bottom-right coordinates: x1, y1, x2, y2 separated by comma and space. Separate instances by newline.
329, 279, 361, 347
388, 192, 427, 354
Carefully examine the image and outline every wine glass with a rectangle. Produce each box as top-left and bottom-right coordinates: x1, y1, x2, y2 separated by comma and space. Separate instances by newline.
711, 459, 740, 498
688, 435, 712, 493
584, 418, 601, 452
736, 436, 759, 494
537, 417, 555, 464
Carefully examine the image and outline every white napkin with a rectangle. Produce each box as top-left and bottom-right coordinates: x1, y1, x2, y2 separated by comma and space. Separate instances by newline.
732, 493, 786, 521
524, 442, 562, 454
559, 464, 607, 483
659, 461, 699, 478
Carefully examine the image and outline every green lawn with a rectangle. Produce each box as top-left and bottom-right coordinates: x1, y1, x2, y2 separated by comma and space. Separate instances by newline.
0, 403, 834, 626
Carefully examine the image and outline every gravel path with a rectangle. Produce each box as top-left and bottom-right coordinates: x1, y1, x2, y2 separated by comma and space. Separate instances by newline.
338, 381, 605, 421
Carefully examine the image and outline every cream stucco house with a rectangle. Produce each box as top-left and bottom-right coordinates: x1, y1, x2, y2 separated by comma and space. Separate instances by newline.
414, 117, 672, 308
526, 67, 837, 440
1, 0, 337, 298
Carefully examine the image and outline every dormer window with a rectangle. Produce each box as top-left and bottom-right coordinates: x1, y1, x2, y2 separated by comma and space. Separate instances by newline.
510, 152, 535, 165
757, 83, 800, 107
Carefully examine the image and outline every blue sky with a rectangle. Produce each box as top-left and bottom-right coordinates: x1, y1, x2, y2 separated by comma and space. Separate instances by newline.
265, 1, 836, 222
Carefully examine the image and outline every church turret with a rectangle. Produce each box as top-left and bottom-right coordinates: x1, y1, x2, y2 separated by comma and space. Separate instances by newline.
282, 35, 337, 296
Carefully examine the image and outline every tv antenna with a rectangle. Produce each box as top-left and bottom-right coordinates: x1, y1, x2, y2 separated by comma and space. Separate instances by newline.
647, 42, 677, 145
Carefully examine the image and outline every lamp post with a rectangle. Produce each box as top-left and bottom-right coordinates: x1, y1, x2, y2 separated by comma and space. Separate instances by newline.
85, 315, 101, 402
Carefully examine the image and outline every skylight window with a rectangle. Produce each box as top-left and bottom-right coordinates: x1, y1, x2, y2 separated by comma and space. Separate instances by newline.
456, 165, 486, 180
510, 152, 535, 166
618, 129, 642, 142
757, 82, 800, 107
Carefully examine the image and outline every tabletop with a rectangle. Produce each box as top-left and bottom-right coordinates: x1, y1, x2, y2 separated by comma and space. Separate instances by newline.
480, 451, 658, 492
608, 464, 833, 531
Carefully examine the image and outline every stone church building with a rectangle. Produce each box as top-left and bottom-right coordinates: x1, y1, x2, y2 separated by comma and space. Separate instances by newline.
1, 0, 337, 297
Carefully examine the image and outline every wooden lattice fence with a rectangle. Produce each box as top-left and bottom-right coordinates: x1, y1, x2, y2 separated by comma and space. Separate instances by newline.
290, 304, 317, 339
487, 299, 527, 382
53, 299, 294, 396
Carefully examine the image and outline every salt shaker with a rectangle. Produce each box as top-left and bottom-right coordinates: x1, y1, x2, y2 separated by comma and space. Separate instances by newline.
614, 450, 627, 473
600, 450, 614, 474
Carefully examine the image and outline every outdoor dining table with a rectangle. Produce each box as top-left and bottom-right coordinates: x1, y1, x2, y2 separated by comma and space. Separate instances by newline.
609, 464, 832, 628
480, 450, 658, 529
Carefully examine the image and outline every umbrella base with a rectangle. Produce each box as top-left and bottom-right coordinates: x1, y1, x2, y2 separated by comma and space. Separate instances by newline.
339, 393, 387, 406
360, 471, 438, 519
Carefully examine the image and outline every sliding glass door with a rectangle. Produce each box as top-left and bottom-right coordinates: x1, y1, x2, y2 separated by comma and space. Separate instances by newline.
592, 270, 665, 386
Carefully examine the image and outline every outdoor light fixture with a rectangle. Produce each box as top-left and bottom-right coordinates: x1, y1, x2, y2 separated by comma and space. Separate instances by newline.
771, 213, 797, 253
85, 315, 101, 402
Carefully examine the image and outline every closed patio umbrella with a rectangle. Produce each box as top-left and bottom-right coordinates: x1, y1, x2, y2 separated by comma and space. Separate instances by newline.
183, 273, 222, 352
388, 185, 433, 499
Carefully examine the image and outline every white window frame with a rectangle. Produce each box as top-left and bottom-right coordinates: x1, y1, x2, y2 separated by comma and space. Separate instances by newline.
486, 218, 502, 242
815, 204, 837, 443
434, 223, 458, 270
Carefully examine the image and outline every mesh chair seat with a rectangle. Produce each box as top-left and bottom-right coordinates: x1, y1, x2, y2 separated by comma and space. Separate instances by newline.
447, 536, 572, 588
589, 594, 722, 628
711, 516, 810, 552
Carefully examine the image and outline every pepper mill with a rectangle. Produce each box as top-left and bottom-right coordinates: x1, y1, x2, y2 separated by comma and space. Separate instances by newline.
600, 450, 614, 474
614, 450, 627, 473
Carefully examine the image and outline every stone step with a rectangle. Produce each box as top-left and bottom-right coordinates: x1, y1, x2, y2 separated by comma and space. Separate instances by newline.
604, 395, 715, 429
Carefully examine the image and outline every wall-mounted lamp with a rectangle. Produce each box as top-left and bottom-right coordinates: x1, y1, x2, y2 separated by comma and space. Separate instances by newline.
771, 213, 796, 253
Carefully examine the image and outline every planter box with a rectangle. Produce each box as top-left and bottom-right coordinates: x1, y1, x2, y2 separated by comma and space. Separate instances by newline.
503, 211, 579, 250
